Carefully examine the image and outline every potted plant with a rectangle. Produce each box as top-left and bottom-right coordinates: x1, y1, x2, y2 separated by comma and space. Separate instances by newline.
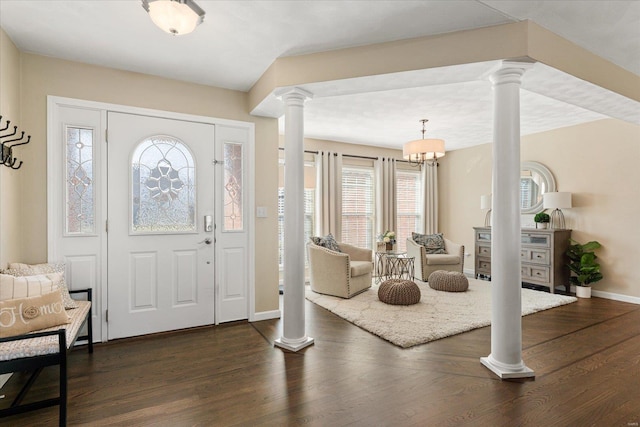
534, 211, 550, 229
566, 239, 603, 298
378, 230, 396, 252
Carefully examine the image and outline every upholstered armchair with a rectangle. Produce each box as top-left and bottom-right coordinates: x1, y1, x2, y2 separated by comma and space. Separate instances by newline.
307, 241, 373, 298
407, 237, 464, 282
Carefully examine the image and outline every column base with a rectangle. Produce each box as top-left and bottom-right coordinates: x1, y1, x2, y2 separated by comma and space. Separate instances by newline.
275, 336, 314, 352
481, 355, 535, 379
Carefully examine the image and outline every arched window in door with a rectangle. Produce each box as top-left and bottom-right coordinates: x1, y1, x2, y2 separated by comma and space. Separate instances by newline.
131, 135, 196, 233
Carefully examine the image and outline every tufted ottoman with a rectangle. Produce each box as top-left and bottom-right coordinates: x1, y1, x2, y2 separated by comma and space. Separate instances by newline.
428, 270, 469, 292
378, 279, 421, 305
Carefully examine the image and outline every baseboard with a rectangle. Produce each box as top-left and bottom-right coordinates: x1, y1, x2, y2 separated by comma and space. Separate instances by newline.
589, 288, 640, 305
469, 275, 639, 304
251, 309, 281, 322
463, 268, 475, 278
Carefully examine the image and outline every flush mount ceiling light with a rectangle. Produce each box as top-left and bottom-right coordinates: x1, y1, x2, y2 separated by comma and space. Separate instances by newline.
403, 119, 446, 167
142, 0, 205, 36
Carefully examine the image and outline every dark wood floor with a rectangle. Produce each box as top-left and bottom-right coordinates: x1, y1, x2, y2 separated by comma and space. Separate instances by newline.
2, 295, 640, 426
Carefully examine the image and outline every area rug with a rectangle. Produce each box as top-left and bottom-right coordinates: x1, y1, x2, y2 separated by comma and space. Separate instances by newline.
305, 278, 577, 348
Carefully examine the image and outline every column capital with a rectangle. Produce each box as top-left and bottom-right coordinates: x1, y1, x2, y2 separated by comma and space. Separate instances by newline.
490, 60, 535, 86
275, 87, 314, 104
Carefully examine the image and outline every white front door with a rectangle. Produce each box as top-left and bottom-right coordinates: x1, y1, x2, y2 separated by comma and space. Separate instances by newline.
107, 112, 215, 339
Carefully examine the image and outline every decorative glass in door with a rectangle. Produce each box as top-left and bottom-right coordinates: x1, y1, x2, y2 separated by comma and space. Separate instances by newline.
65, 126, 95, 235
223, 142, 243, 231
131, 136, 196, 233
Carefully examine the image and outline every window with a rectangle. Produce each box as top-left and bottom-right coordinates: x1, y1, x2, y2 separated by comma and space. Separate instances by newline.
520, 177, 539, 209
396, 169, 423, 252
277, 163, 316, 271
342, 166, 375, 249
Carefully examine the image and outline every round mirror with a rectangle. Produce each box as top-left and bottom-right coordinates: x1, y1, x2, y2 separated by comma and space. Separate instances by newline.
520, 161, 556, 214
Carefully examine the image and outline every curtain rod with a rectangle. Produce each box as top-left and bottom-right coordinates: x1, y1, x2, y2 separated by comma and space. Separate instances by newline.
278, 147, 410, 163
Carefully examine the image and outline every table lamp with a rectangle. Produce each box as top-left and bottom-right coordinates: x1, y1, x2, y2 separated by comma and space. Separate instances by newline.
543, 192, 572, 229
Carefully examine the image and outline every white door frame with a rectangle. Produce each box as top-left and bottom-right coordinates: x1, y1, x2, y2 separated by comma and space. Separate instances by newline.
47, 96, 255, 341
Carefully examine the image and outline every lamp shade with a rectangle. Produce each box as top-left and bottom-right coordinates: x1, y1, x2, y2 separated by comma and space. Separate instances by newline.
543, 192, 572, 209
402, 138, 445, 162
480, 194, 492, 210
143, 0, 205, 35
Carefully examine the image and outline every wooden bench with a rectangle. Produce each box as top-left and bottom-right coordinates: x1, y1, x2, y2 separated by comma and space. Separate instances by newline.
0, 288, 93, 426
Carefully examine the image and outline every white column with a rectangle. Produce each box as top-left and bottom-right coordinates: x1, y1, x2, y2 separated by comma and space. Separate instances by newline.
274, 87, 315, 352
480, 61, 535, 379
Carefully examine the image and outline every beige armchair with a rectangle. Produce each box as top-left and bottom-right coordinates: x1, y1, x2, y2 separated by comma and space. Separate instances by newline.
406, 237, 464, 282
307, 241, 373, 298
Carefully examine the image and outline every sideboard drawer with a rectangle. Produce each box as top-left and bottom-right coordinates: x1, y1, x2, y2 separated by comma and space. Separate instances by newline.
521, 265, 551, 283
521, 233, 551, 247
477, 259, 491, 274
477, 245, 491, 257
520, 248, 550, 265
476, 231, 492, 243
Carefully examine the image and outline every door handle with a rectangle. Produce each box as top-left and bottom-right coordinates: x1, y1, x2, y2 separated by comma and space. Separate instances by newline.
198, 238, 212, 245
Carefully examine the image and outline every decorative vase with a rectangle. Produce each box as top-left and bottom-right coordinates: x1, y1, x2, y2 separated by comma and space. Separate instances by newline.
385, 242, 393, 252
536, 223, 548, 229
576, 285, 591, 298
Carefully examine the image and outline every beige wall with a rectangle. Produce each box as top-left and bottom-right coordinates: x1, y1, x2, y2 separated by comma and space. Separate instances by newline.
440, 119, 640, 298
0, 29, 21, 267
287, 136, 404, 160
12, 53, 280, 313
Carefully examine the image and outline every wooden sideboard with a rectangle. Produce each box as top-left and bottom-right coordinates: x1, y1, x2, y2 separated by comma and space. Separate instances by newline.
473, 227, 572, 293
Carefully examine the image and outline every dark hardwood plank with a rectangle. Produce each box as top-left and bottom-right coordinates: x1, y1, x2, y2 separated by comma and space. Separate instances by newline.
1, 295, 639, 426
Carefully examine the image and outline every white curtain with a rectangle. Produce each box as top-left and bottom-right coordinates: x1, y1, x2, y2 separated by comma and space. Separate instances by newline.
375, 157, 397, 236
422, 163, 438, 234
315, 151, 343, 241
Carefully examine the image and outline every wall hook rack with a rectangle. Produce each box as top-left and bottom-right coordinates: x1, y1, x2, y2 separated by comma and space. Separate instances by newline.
0, 115, 30, 170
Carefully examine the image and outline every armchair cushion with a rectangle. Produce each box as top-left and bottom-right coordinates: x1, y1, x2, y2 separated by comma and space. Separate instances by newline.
350, 261, 373, 277
412, 232, 447, 254
310, 233, 342, 252
425, 254, 461, 265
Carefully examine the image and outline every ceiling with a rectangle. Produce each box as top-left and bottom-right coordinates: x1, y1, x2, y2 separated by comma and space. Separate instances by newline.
1, 0, 639, 151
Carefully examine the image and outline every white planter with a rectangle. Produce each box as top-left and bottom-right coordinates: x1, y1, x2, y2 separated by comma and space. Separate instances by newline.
576, 286, 591, 298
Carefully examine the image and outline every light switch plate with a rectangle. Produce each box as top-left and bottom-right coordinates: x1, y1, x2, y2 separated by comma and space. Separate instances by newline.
256, 206, 267, 218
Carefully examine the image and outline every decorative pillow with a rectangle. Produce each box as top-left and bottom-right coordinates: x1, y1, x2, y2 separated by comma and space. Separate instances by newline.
6, 262, 65, 275
412, 232, 447, 254
46, 272, 79, 310
0, 269, 78, 310
0, 273, 57, 300
310, 234, 342, 253
0, 290, 70, 338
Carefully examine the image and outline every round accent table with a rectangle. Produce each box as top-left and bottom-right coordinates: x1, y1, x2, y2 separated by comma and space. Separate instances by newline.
378, 279, 421, 305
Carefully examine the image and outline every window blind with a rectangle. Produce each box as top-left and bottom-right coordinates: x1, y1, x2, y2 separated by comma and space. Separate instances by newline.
341, 166, 375, 249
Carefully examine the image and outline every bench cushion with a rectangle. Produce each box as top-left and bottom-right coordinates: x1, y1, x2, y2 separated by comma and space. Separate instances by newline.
0, 300, 90, 361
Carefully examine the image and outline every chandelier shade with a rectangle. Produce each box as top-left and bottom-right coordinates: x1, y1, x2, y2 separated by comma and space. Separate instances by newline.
403, 138, 446, 162
402, 119, 445, 166
142, 0, 205, 35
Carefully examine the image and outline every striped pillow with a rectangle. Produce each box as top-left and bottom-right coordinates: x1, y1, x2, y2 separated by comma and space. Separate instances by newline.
0, 274, 57, 300
1, 264, 78, 310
